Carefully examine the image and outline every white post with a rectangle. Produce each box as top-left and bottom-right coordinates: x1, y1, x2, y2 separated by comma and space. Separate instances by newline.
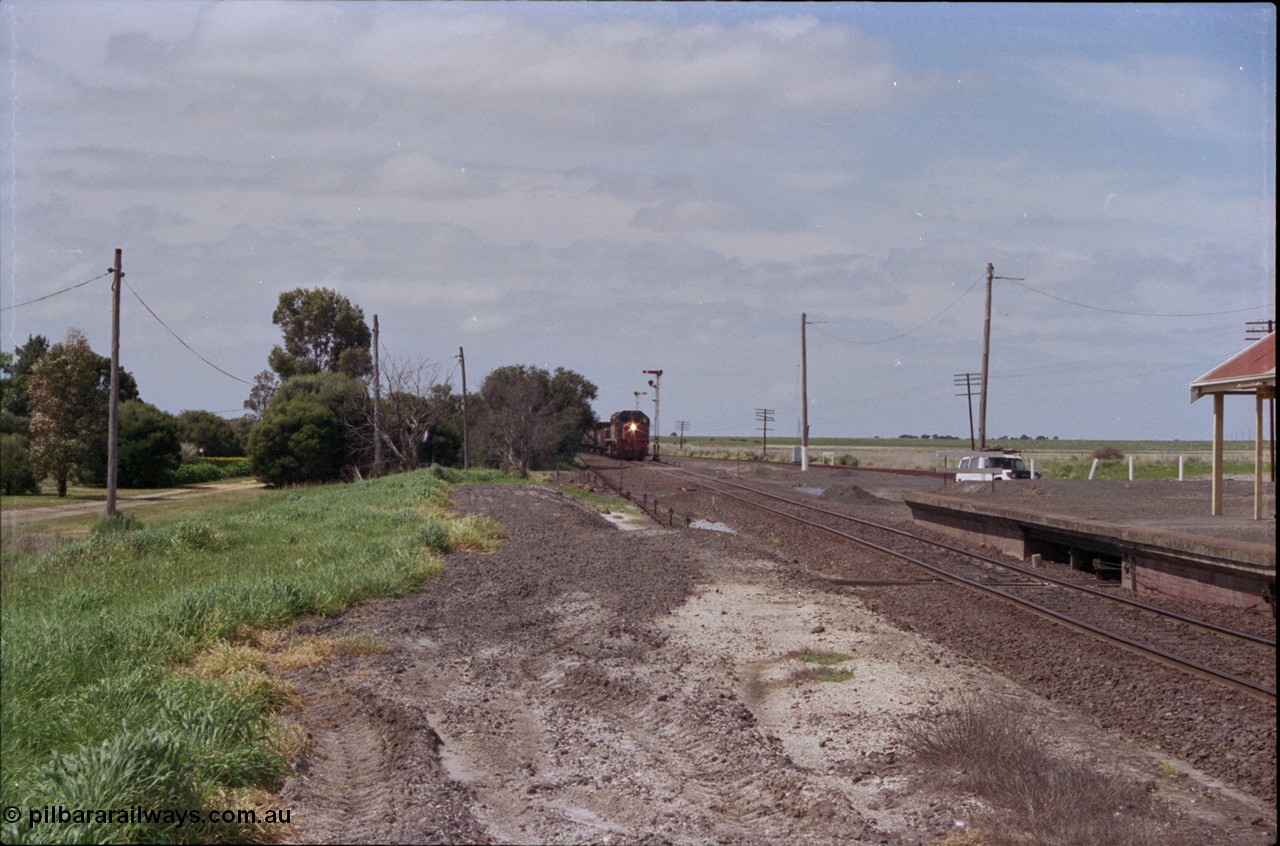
1178, 455, 1185, 481
1089, 458, 1098, 480
1128, 455, 1134, 481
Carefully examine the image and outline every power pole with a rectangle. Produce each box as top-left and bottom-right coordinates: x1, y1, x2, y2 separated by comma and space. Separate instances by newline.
459, 346, 469, 470
978, 263, 1022, 450
954, 372, 981, 450
372, 315, 382, 475
800, 313, 826, 472
644, 369, 662, 461
801, 312, 809, 471
756, 408, 775, 459
106, 248, 122, 518
676, 420, 690, 449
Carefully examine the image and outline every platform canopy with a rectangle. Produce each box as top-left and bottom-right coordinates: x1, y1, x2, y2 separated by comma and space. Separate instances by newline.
1189, 331, 1275, 402
1189, 331, 1275, 518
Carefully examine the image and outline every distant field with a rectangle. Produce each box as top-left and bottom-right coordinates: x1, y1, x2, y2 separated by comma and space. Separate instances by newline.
663, 436, 1273, 477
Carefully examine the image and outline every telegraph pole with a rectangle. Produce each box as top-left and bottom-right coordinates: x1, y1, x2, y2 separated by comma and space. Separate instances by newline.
106, 248, 122, 518
372, 315, 382, 475
800, 313, 825, 472
954, 372, 981, 450
756, 408, 775, 459
676, 420, 690, 450
978, 263, 1022, 450
459, 346, 469, 470
644, 369, 662, 460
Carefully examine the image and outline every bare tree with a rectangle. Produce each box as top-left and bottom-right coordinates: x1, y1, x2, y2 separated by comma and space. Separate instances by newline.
347, 353, 447, 475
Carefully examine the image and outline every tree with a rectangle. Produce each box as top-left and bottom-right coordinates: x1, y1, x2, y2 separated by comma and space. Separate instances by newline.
243, 370, 279, 419
0, 433, 40, 494
117, 401, 182, 488
247, 371, 370, 486
176, 410, 245, 457
25, 330, 140, 494
1, 334, 50, 419
26, 331, 105, 496
474, 365, 597, 477
350, 354, 450, 474
268, 288, 372, 380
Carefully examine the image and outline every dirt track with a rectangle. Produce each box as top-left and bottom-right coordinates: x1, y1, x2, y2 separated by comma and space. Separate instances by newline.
274, 481, 1276, 845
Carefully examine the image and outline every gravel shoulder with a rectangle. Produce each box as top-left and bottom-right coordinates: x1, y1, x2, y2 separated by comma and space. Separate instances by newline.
273, 480, 1277, 845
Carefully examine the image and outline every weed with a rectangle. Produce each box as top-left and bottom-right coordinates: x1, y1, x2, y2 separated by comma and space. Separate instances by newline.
902, 696, 1177, 846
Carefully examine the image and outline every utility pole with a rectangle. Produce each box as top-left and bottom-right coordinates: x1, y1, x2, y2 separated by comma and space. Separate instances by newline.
1245, 320, 1276, 481
372, 315, 382, 475
634, 391, 647, 411
459, 346, 469, 470
676, 420, 690, 450
105, 249, 122, 518
644, 369, 662, 461
756, 408, 775, 459
978, 263, 1023, 450
800, 313, 826, 472
954, 372, 981, 450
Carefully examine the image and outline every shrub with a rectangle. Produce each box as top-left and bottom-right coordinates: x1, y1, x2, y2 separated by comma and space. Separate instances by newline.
168, 462, 225, 486
835, 454, 859, 467
1, 433, 40, 494
116, 401, 182, 488
1091, 445, 1125, 460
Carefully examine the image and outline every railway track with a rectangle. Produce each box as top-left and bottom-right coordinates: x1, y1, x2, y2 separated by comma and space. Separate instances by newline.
582, 457, 1276, 706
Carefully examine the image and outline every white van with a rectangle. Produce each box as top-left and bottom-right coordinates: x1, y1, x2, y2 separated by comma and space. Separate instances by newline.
954, 452, 1037, 482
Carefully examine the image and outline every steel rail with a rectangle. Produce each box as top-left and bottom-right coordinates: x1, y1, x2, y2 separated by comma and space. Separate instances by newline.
654, 463, 1276, 706
661, 463, 1275, 648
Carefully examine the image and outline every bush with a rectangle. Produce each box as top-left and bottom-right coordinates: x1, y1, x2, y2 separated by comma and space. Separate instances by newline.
1, 433, 40, 494
168, 462, 225, 486
1091, 445, 1125, 460
116, 401, 182, 488
835, 454, 859, 467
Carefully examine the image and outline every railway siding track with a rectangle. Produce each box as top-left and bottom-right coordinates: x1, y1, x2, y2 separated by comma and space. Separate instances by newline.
639, 461, 1275, 705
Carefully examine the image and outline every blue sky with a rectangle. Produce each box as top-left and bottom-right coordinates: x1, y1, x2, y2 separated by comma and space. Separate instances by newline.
2, 1, 1274, 441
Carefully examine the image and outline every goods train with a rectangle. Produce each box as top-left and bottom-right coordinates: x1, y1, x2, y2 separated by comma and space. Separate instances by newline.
583, 410, 650, 460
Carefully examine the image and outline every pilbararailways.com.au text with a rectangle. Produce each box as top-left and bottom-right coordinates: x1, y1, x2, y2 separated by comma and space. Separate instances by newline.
8, 805, 292, 829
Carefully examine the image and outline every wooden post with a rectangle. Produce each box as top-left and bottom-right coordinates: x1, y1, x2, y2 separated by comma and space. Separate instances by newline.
978, 263, 993, 450
106, 248, 122, 518
801, 313, 809, 472
1212, 393, 1224, 516
1255, 393, 1263, 521
459, 346, 469, 470
372, 315, 382, 475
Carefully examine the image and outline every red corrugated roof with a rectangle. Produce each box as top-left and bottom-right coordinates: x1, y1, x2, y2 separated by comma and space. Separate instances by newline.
1189, 332, 1276, 401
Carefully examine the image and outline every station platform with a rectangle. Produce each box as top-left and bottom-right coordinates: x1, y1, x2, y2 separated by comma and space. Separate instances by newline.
901, 479, 1275, 611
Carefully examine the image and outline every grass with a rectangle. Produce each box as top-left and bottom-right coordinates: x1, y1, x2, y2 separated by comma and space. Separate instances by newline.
796, 651, 854, 682
902, 697, 1182, 846
665, 436, 1272, 479
0, 467, 511, 844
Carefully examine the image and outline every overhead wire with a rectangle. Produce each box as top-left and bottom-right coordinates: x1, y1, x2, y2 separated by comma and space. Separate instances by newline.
124, 280, 252, 385
814, 273, 984, 346
1004, 278, 1270, 318
0, 270, 112, 311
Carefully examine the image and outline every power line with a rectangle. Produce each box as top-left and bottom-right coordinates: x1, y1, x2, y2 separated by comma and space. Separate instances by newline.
1005, 278, 1269, 318
124, 280, 252, 385
0, 270, 112, 311
815, 273, 984, 346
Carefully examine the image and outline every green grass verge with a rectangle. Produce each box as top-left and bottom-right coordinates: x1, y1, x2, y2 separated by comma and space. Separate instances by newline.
0, 466, 510, 844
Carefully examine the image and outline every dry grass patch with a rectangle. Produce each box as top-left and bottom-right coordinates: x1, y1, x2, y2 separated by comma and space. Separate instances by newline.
902, 696, 1180, 846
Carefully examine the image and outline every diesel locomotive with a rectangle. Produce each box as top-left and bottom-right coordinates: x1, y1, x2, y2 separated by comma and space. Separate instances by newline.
583, 410, 650, 460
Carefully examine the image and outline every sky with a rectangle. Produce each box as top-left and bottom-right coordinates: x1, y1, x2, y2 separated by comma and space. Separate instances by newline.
1, 1, 1275, 442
